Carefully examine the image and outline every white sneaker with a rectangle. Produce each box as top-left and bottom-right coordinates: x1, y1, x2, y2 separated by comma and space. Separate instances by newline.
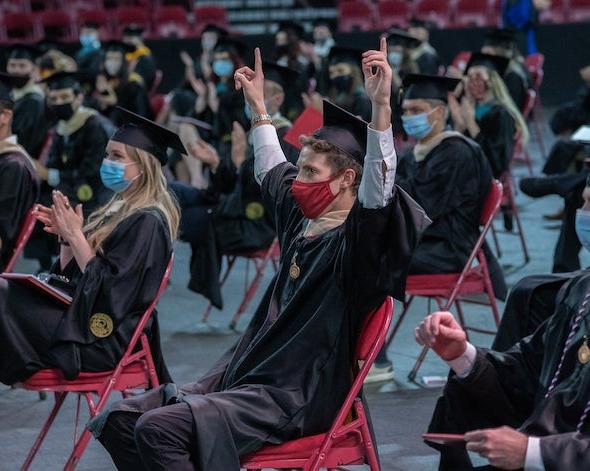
364, 362, 394, 384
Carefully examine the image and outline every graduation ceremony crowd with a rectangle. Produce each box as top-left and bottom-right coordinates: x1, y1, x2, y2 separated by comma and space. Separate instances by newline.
1, 1, 590, 469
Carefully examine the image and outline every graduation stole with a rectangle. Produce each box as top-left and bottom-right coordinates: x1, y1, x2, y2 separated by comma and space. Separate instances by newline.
12, 83, 44, 101
413, 130, 465, 162
0, 139, 35, 169
303, 209, 350, 237
56, 106, 98, 137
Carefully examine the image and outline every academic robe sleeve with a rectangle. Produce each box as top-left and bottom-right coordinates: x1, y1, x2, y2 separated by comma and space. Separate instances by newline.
51, 209, 172, 346
539, 432, 590, 470
0, 155, 38, 268
473, 106, 516, 178
13, 95, 47, 158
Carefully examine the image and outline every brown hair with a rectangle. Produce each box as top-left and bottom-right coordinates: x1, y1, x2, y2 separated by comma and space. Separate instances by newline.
299, 135, 363, 193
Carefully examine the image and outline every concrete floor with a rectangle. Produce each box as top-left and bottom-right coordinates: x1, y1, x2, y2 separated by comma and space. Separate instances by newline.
1, 119, 584, 470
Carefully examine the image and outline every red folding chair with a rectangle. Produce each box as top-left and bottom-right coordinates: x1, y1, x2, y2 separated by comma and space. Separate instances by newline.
75, 9, 111, 39
151, 5, 190, 38
524, 53, 547, 157
39, 10, 77, 42
570, 0, 590, 21
386, 180, 503, 381
112, 6, 151, 36
16, 255, 174, 471
338, 0, 375, 32
376, 0, 410, 29
450, 50, 471, 72
414, 0, 451, 27
2, 11, 42, 41
193, 5, 229, 34
539, 0, 569, 23
241, 296, 393, 471
511, 88, 536, 174
4, 207, 36, 273
452, 0, 490, 27
201, 239, 280, 330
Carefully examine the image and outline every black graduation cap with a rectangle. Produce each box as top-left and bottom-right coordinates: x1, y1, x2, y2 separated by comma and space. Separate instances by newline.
122, 25, 144, 37
313, 100, 368, 165
262, 61, 298, 90
408, 17, 435, 30
36, 38, 67, 54
483, 28, 517, 49
0, 73, 29, 104
110, 107, 187, 165
312, 18, 335, 31
277, 20, 305, 39
401, 73, 461, 103
465, 52, 510, 77
40, 71, 90, 90
103, 40, 135, 55
387, 29, 421, 49
6, 43, 42, 61
328, 46, 363, 68
213, 37, 250, 58
202, 23, 229, 36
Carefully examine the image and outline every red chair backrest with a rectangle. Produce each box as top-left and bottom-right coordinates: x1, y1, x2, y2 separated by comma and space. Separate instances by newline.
76, 9, 110, 37
525, 53, 544, 90
479, 179, 503, 227
114, 6, 150, 32
356, 297, 393, 361
4, 11, 39, 39
451, 51, 471, 71
41, 10, 71, 28
338, 1, 374, 32
377, 0, 409, 28
521, 88, 536, 119
154, 5, 188, 24
194, 5, 227, 23
4, 207, 36, 273
455, 0, 488, 13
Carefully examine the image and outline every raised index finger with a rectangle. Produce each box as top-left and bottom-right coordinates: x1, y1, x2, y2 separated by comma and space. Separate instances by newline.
380, 36, 387, 54
254, 47, 263, 76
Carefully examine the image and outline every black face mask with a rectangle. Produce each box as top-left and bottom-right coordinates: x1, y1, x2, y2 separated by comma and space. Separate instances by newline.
51, 102, 75, 121
331, 75, 353, 93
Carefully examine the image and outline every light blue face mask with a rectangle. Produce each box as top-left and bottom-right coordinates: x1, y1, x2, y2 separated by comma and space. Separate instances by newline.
80, 34, 99, 51
212, 59, 234, 78
576, 209, 590, 251
388, 51, 403, 68
402, 111, 434, 140
100, 159, 139, 193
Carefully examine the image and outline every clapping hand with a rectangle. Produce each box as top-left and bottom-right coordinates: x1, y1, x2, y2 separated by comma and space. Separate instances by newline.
362, 37, 393, 107
35, 191, 84, 243
188, 139, 220, 171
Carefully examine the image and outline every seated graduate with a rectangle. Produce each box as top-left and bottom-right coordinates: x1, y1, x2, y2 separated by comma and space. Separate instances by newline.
6, 44, 48, 159
0, 73, 39, 272
90, 40, 428, 470
93, 41, 153, 126
75, 21, 104, 78
450, 52, 529, 181
550, 64, 590, 138
481, 28, 533, 112
122, 25, 157, 91
0, 107, 181, 385
416, 194, 590, 469
386, 29, 422, 89
369, 74, 506, 384
407, 18, 442, 76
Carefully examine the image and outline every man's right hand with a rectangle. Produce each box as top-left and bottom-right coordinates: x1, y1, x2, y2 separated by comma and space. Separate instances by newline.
234, 47, 267, 115
415, 311, 467, 361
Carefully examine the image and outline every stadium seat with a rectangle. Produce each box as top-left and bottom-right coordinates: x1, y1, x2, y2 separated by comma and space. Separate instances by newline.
414, 0, 451, 28
152, 5, 190, 38
569, 0, 590, 21
338, 0, 374, 32
75, 9, 111, 39
113, 6, 151, 36
376, 0, 410, 29
2, 11, 42, 41
0, 0, 31, 14
452, 0, 490, 27
539, 0, 569, 23
194, 6, 229, 34
451, 50, 471, 71
40, 10, 77, 42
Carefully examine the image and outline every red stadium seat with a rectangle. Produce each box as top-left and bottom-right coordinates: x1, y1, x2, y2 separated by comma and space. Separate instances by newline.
414, 0, 451, 27
539, 0, 569, 23
4, 208, 36, 273
193, 5, 229, 34
2, 11, 41, 41
241, 297, 393, 471
113, 6, 151, 36
452, 0, 490, 27
338, 0, 375, 32
570, 0, 590, 21
16, 256, 174, 471
0, 0, 31, 14
75, 9, 111, 39
386, 180, 503, 381
201, 239, 280, 330
152, 5, 190, 38
376, 0, 410, 29
451, 50, 471, 71
40, 10, 77, 41
64, 0, 103, 13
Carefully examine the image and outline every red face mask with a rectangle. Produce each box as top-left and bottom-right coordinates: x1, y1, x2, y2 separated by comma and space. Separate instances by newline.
291, 172, 343, 219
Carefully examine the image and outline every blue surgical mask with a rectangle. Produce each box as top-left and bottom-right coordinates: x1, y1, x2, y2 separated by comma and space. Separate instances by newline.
576, 209, 590, 251
402, 112, 434, 140
388, 51, 403, 67
80, 34, 99, 50
475, 103, 494, 121
100, 159, 139, 193
212, 59, 234, 78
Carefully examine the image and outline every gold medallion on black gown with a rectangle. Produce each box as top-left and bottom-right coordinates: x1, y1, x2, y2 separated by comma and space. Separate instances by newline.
289, 253, 300, 279
578, 336, 590, 365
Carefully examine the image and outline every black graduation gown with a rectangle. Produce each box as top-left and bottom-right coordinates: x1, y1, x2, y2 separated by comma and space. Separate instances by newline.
0, 208, 172, 384
397, 135, 507, 299
332, 89, 372, 123
415, 50, 441, 76
469, 104, 516, 179
0, 149, 38, 271
75, 48, 104, 78
550, 85, 590, 136
428, 271, 590, 470
91, 161, 429, 470
12, 89, 48, 159
45, 112, 111, 213
107, 77, 153, 126
504, 62, 531, 112
133, 54, 157, 91
214, 87, 248, 158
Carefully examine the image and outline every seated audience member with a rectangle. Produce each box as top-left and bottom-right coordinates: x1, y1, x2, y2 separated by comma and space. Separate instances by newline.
91, 41, 428, 470
75, 21, 104, 78
94, 41, 153, 126
450, 53, 529, 181
0, 107, 181, 386
386, 29, 422, 89
417, 187, 590, 469
197, 24, 229, 81
407, 18, 442, 76
0, 73, 39, 272
550, 64, 590, 138
122, 25, 157, 91
481, 28, 533, 112
369, 74, 506, 383
6, 44, 48, 159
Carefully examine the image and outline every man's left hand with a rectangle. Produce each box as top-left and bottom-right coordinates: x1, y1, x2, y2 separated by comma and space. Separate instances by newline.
465, 426, 528, 470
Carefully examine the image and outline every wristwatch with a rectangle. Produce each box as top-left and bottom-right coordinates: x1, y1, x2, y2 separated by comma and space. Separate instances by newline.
251, 113, 272, 126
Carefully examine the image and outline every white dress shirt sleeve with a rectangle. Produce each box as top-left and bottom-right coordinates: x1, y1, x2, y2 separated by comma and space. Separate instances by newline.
252, 124, 287, 185
445, 342, 477, 378
357, 125, 397, 209
524, 437, 545, 471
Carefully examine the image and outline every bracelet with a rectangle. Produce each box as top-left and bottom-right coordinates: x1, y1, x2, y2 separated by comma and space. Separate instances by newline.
251, 113, 272, 126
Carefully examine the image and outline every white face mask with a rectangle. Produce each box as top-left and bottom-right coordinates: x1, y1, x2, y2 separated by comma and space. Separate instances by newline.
105, 59, 122, 76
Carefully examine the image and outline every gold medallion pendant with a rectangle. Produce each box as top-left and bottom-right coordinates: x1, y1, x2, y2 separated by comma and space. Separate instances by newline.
89, 313, 113, 338
578, 336, 590, 365
289, 253, 300, 279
